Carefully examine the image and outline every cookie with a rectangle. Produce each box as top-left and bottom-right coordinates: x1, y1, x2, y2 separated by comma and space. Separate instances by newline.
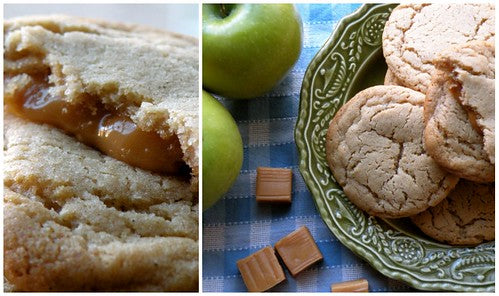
382, 3, 495, 93
383, 69, 403, 86
424, 42, 494, 183
4, 16, 198, 291
411, 180, 495, 245
434, 41, 495, 164
4, 15, 199, 188
326, 85, 459, 218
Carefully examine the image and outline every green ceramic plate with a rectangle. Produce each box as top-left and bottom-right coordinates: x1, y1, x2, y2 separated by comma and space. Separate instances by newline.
295, 4, 494, 292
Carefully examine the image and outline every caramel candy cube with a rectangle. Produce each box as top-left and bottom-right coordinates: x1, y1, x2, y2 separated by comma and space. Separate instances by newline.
236, 246, 286, 292
331, 278, 369, 292
256, 167, 292, 203
274, 226, 323, 276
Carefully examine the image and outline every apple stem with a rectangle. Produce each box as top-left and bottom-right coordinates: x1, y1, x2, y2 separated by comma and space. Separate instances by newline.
220, 4, 230, 17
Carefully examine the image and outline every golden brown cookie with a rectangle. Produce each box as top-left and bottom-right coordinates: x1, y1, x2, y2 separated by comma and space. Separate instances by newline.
326, 85, 459, 218
382, 3, 495, 93
424, 41, 494, 183
4, 14, 199, 185
4, 15, 198, 291
411, 180, 495, 245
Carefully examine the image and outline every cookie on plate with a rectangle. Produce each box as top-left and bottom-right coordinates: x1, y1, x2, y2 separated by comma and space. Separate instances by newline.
382, 3, 495, 93
411, 180, 495, 245
424, 41, 494, 183
4, 15, 198, 291
326, 85, 459, 218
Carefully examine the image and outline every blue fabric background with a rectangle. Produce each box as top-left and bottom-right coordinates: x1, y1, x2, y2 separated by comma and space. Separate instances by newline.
202, 4, 413, 292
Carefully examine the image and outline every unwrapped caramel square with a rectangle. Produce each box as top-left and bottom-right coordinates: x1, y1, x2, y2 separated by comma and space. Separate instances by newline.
331, 278, 369, 292
274, 226, 323, 276
236, 246, 286, 292
256, 167, 292, 203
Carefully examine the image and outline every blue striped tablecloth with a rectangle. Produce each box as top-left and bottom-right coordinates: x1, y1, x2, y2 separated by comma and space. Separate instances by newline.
202, 4, 413, 292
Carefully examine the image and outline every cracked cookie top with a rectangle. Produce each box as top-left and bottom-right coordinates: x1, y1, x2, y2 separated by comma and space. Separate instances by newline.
411, 180, 494, 245
326, 85, 459, 218
382, 3, 495, 93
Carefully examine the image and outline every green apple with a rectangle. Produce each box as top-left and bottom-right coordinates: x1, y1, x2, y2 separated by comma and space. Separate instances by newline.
203, 4, 302, 99
203, 90, 243, 210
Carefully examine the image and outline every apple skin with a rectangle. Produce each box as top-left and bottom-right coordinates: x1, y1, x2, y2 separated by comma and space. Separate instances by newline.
203, 4, 302, 99
202, 90, 243, 210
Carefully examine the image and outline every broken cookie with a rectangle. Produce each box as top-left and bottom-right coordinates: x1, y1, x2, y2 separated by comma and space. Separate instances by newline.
424, 41, 495, 183
4, 15, 199, 291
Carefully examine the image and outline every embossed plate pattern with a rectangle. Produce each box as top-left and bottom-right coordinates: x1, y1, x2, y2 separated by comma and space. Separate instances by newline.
295, 4, 494, 292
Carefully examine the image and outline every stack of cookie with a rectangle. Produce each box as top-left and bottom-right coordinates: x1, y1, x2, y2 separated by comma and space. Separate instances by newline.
326, 3, 494, 246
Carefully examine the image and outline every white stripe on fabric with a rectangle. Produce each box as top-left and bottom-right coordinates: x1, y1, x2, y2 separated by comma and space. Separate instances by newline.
202, 278, 224, 292
203, 239, 337, 253
296, 268, 319, 292
250, 219, 272, 248
203, 214, 320, 228
241, 117, 297, 148
341, 264, 365, 282
203, 263, 367, 280
203, 224, 225, 251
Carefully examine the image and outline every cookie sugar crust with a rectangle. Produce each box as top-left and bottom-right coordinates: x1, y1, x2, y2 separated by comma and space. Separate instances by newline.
4, 114, 199, 291
411, 180, 495, 245
382, 3, 495, 93
326, 85, 459, 218
3, 15, 199, 291
4, 15, 199, 188
383, 69, 404, 86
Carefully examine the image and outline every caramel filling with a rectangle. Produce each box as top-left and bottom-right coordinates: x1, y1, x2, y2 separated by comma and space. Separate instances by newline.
5, 76, 185, 174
